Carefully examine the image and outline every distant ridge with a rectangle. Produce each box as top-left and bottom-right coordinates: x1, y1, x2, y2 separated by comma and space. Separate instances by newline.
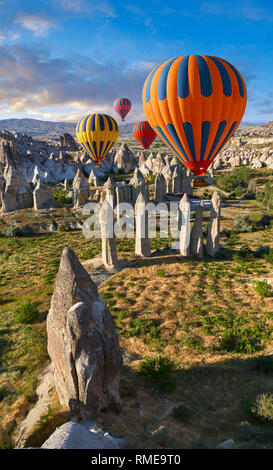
0, 117, 267, 138
0, 118, 137, 138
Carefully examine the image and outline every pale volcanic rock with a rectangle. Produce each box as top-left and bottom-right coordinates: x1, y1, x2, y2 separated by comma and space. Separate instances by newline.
72, 169, 90, 207
190, 201, 204, 258
1, 165, 33, 213
114, 142, 137, 173
205, 190, 222, 257
33, 179, 57, 210
46, 247, 123, 421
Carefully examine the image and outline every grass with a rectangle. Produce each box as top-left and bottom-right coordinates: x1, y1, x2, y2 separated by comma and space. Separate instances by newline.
255, 280, 273, 298
0, 165, 273, 449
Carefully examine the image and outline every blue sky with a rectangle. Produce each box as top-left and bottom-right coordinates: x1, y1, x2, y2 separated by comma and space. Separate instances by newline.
0, 0, 272, 124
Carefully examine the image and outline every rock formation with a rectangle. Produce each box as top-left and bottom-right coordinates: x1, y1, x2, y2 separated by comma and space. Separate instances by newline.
163, 164, 172, 193
59, 133, 78, 151
155, 173, 166, 202
190, 201, 204, 258
46, 247, 123, 421
104, 177, 116, 208
153, 152, 166, 174
100, 201, 119, 269
72, 169, 90, 207
33, 179, 57, 210
129, 168, 149, 204
179, 193, 191, 256
205, 190, 222, 257
1, 165, 33, 213
135, 191, 151, 257
114, 142, 137, 173
41, 421, 127, 449
172, 166, 182, 193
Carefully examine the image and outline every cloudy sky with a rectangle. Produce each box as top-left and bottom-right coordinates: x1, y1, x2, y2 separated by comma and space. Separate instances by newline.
0, 0, 272, 125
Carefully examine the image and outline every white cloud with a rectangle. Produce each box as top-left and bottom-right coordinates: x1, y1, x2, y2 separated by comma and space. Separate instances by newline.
0, 43, 148, 122
15, 14, 57, 37
58, 0, 117, 18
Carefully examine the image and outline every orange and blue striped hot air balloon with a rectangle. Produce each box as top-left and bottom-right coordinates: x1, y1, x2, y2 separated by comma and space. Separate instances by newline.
113, 97, 131, 121
142, 55, 247, 176
133, 121, 157, 150
76, 113, 119, 167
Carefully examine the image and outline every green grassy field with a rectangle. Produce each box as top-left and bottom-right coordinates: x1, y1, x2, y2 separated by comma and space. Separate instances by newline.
0, 165, 272, 448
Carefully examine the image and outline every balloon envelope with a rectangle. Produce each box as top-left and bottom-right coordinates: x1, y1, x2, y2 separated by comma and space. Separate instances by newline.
113, 97, 131, 121
142, 55, 247, 176
133, 120, 157, 150
76, 113, 119, 167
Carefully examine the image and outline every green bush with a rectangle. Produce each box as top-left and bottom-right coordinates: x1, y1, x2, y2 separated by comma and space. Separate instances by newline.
14, 300, 39, 324
233, 214, 252, 233
138, 354, 174, 379
255, 280, 273, 298
126, 318, 160, 338
251, 393, 273, 422
215, 167, 255, 193
58, 223, 71, 232
53, 188, 72, 204
264, 248, 273, 265
249, 355, 273, 374
262, 182, 273, 210
1, 224, 22, 237
172, 404, 191, 421
156, 268, 166, 277
218, 322, 267, 354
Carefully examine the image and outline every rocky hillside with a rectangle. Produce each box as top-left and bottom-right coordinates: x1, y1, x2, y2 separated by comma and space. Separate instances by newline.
0, 118, 137, 138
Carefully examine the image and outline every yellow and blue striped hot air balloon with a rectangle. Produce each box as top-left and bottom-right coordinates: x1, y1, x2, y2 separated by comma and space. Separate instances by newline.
142, 55, 247, 177
76, 113, 119, 167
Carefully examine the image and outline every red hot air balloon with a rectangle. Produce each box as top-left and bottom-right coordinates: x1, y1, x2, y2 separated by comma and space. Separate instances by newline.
113, 97, 131, 121
142, 55, 247, 177
133, 121, 157, 150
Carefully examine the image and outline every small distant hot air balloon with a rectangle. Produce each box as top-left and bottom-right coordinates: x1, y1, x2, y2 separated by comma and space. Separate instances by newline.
76, 113, 119, 167
142, 55, 247, 182
133, 121, 157, 150
113, 97, 131, 121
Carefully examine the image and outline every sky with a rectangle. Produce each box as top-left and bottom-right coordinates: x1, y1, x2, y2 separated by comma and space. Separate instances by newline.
0, 0, 272, 125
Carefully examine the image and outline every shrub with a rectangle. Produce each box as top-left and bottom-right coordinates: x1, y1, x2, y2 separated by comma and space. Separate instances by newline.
172, 404, 191, 421
233, 245, 254, 262
233, 214, 252, 233
1, 224, 22, 237
249, 355, 273, 374
215, 167, 255, 193
262, 182, 273, 210
235, 421, 264, 443
255, 280, 273, 298
53, 189, 72, 204
251, 393, 273, 422
14, 300, 39, 324
58, 223, 70, 232
264, 248, 273, 265
126, 318, 160, 338
218, 323, 267, 354
156, 268, 166, 277
138, 354, 174, 379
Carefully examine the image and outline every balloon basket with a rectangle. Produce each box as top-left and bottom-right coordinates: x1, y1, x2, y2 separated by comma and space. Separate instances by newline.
191, 177, 207, 188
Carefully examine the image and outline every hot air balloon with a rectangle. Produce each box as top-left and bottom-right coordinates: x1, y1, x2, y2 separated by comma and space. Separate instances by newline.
76, 113, 119, 167
113, 98, 131, 121
142, 55, 247, 182
133, 120, 157, 150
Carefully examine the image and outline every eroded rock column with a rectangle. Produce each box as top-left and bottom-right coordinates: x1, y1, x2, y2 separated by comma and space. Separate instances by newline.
205, 190, 222, 257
